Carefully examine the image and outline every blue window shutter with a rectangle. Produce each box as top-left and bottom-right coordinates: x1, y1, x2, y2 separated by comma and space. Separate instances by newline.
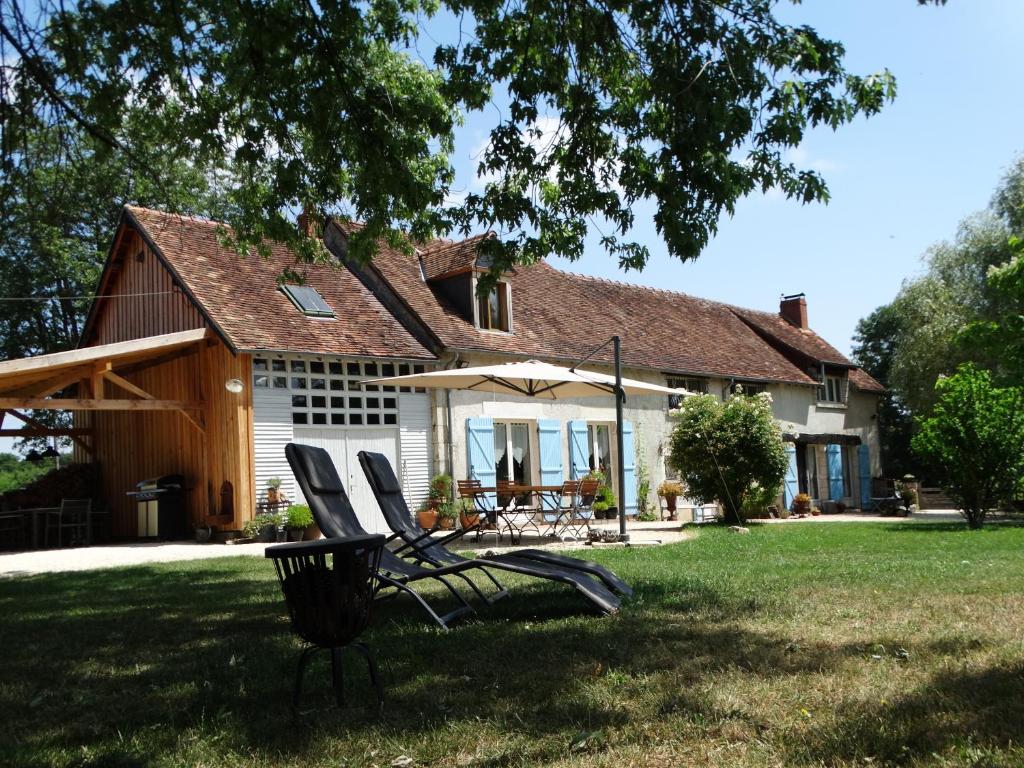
858, 444, 872, 508
826, 444, 844, 500
622, 420, 637, 516
783, 445, 798, 509
537, 419, 563, 510
466, 417, 496, 510
567, 420, 589, 479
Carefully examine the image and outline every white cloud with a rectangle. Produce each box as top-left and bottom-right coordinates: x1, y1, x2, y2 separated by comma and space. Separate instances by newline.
786, 145, 840, 174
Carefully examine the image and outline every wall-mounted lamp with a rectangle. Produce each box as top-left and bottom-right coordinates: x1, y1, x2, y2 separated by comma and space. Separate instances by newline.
225, 378, 244, 394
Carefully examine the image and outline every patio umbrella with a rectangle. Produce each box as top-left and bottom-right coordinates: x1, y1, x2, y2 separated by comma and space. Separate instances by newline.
364, 353, 689, 538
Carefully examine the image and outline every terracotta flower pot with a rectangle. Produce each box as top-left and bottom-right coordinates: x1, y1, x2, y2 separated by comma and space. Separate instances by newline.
417, 508, 439, 530
460, 512, 480, 531
438, 516, 456, 530
267, 488, 280, 504
303, 522, 322, 541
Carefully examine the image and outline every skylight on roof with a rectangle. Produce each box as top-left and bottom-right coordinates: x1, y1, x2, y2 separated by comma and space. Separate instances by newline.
281, 284, 334, 318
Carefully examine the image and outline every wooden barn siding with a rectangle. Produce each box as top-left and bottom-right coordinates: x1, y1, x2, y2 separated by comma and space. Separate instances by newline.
79, 226, 255, 537
89, 345, 254, 537
92, 231, 205, 345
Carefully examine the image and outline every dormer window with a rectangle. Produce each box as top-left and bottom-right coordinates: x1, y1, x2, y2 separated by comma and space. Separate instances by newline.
477, 282, 510, 332
818, 373, 848, 404
281, 284, 334, 318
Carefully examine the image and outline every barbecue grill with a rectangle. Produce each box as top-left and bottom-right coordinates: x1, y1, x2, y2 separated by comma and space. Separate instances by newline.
127, 474, 187, 539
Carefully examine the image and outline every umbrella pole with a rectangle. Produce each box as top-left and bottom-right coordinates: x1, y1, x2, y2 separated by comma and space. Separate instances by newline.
614, 336, 629, 542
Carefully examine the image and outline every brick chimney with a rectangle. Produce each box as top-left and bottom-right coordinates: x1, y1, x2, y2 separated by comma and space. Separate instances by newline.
780, 293, 808, 329
297, 206, 319, 238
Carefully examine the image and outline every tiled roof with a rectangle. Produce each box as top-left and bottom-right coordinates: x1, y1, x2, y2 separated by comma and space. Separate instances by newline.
730, 307, 853, 367
115, 207, 882, 392
356, 233, 882, 391
123, 207, 435, 360
419, 234, 491, 280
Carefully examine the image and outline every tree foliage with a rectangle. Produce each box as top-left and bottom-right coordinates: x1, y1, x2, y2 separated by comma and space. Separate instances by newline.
853, 155, 1024, 479
666, 391, 787, 525
0, 113, 226, 359
911, 365, 1024, 529
0, 0, 937, 278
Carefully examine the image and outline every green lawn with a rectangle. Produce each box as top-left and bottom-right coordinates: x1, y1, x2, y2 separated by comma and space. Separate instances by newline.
2, 523, 1024, 767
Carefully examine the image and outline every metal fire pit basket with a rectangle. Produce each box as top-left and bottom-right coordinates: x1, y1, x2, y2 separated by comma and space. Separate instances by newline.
265, 534, 385, 711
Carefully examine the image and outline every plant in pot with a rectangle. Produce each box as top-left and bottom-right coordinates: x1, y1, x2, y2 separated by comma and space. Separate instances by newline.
417, 499, 439, 530
242, 513, 278, 542
266, 477, 283, 505
657, 479, 685, 521
595, 484, 618, 519
792, 492, 812, 516
457, 498, 480, 531
285, 504, 315, 541
436, 499, 459, 530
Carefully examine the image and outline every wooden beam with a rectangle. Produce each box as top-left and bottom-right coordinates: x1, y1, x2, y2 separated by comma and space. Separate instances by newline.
0, 366, 94, 399
0, 328, 211, 377
179, 409, 206, 434
4, 409, 93, 454
91, 362, 109, 399
102, 370, 154, 400
0, 428, 93, 437
0, 398, 203, 411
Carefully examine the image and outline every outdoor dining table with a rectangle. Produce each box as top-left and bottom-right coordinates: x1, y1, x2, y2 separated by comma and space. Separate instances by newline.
472, 485, 568, 538
11, 507, 110, 549
13, 507, 59, 549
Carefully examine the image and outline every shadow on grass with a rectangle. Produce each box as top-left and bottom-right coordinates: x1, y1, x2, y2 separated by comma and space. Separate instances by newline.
1, 542, 1022, 767
789, 662, 1024, 765
884, 520, 1024, 534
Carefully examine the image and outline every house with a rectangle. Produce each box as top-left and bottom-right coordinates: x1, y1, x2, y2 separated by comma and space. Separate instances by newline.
0, 206, 884, 537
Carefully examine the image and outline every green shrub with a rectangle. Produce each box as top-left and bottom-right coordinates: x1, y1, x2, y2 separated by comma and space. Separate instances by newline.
242, 514, 278, 538
286, 504, 314, 529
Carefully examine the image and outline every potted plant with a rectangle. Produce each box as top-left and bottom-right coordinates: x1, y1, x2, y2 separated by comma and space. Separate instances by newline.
458, 498, 480, 531
657, 479, 685, 521
242, 513, 278, 542
274, 511, 288, 541
595, 484, 618, 519
266, 477, 283, 504
811, 506, 822, 517
285, 504, 315, 541
436, 499, 458, 530
417, 499, 439, 531
792, 492, 812, 515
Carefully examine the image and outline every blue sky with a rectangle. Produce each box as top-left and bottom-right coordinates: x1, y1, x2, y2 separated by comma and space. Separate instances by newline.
440, 0, 1024, 356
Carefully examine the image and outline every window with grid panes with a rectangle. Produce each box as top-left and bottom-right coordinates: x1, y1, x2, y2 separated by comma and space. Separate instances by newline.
666, 376, 708, 408
252, 356, 427, 426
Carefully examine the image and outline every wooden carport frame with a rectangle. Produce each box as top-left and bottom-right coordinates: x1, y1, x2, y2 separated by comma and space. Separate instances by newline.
0, 328, 214, 451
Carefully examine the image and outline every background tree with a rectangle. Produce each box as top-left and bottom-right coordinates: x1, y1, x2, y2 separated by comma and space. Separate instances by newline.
667, 391, 787, 525
911, 364, 1024, 529
960, 236, 1024, 386
1, 0, 942, 278
852, 155, 1024, 480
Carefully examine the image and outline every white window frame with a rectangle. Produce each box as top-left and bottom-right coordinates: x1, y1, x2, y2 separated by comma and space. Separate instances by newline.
818, 374, 849, 405
473, 277, 513, 334
252, 354, 426, 428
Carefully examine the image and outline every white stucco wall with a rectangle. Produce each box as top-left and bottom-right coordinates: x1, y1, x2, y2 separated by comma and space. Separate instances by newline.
430, 352, 881, 513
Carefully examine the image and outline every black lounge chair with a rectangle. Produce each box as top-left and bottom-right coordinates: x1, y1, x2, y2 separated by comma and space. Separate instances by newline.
287, 443, 479, 629
287, 443, 622, 623
358, 450, 633, 600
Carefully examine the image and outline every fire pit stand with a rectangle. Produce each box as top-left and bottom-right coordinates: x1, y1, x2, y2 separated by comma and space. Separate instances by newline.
265, 534, 385, 711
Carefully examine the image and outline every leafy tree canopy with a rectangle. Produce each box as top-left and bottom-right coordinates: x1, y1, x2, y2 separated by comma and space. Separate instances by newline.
853, 153, 1024, 458
666, 391, 787, 525
911, 364, 1024, 529
1, 0, 943, 278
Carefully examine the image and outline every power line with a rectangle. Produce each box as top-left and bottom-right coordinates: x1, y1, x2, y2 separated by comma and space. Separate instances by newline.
0, 290, 177, 303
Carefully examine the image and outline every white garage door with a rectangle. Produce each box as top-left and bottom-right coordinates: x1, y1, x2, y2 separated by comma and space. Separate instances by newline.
292, 427, 399, 534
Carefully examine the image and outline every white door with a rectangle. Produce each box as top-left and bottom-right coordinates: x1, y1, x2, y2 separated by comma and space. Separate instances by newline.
292, 427, 400, 534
